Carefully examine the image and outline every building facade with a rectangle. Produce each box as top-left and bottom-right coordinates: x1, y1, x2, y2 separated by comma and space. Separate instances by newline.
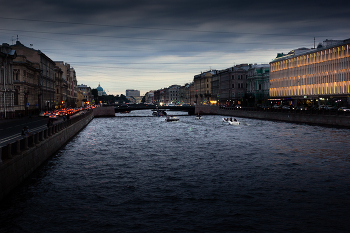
126, 89, 140, 97
13, 54, 41, 116
269, 38, 350, 107
193, 70, 217, 105
55, 61, 70, 108
247, 64, 270, 106
216, 64, 249, 106
12, 41, 56, 111
69, 67, 77, 107
76, 84, 92, 106
178, 83, 192, 105
167, 85, 180, 104
0, 43, 17, 118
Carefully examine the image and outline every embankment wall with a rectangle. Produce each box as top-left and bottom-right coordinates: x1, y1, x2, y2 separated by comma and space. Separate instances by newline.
0, 111, 94, 202
195, 105, 350, 128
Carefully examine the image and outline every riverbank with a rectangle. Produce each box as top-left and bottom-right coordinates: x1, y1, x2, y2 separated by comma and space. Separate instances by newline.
0, 110, 94, 202
195, 105, 350, 128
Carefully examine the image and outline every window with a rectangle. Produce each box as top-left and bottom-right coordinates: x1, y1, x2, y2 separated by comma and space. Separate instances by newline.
13, 69, 19, 80
259, 84, 262, 90
232, 84, 234, 88
14, 89, 19, 105
232, 75, 234, 80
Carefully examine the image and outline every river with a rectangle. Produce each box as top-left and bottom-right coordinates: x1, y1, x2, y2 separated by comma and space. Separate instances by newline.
1, 110, 350, 232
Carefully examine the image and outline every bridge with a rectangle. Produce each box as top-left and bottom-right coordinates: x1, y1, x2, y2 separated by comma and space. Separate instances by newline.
107, 104, 196, 115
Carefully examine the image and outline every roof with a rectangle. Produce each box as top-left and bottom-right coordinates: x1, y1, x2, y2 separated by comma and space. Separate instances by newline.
271, 37, 350, 63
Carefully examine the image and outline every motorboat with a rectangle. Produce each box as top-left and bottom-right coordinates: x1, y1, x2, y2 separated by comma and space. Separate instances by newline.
152, 110, 167, 117
195, 115, 202, 120
165, 116, 179, 122
223, 118, 240, 125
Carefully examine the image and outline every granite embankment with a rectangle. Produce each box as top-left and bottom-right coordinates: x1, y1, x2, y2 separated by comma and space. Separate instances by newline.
0, 109, 98, 202
195, 105, 350, 128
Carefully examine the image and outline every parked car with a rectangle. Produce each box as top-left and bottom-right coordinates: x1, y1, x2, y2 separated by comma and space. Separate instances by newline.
272, 104, 282, 109
234, 105, 242, 109
295, 106, 307, 111
319, 105, 327, 110
324, 105, 338, 110
338, 107, 350, 112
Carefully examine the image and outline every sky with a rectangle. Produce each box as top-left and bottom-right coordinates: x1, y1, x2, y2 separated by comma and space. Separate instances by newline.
1, 0, 349, 96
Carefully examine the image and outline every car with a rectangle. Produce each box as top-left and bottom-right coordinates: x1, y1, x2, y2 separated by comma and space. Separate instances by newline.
39, 111, 45, 117
43, 111, 51, 117
319, 105, 327, 110
234, 105, 242, 109
272, 104, 282, 109
282, 105, 291, 110
295, 106, 307, 111
338, 107, 350, 112
324, 105, 338, 110
49, 113, 58, 120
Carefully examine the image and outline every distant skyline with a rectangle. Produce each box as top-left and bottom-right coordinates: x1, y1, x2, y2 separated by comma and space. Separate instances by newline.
1, 0, 349, 95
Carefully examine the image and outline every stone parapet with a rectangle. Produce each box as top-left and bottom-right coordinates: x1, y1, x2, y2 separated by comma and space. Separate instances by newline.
195, 105, 350, 128
0, 111, 94, 202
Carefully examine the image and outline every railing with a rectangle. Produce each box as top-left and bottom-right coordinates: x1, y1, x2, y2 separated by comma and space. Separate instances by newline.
0, 110, 93, 163
219, 106, 350, 116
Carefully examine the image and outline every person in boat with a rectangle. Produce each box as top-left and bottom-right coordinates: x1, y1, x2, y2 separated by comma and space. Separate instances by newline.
234, 118, 237, 122
230, 117, 232, 121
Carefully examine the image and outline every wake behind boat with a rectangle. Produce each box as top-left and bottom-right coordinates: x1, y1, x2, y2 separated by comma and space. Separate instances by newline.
223, 117, 240, 125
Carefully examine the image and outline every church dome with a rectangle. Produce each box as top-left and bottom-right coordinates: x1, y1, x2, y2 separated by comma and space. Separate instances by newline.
96, 83, 103, 91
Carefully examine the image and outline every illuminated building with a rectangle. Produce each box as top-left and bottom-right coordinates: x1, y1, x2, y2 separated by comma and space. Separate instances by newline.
269, 38, 350, 106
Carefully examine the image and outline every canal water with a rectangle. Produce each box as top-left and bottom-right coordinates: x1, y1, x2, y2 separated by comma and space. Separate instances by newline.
1, 110, 350, 233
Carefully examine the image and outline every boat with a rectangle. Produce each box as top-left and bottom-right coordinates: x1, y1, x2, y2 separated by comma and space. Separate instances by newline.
165, 116, 179, 122
223, 118, 240, 125
152, 110, 167, 117
195, 115, 202, 120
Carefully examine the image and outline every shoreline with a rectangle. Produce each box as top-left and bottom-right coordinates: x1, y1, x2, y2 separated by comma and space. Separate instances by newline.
195, 105, 350, 128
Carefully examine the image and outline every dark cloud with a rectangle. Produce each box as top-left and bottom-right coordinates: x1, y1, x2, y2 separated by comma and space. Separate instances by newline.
1, 0, 349, 94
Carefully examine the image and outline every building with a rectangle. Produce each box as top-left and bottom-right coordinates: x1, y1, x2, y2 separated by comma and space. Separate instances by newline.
144, 91, 155, 103
13, 54, 41, 116
69, 67, 77, 107
167, 85, 181, 104
126, 89, 140, 97
193, 70, 218, 105
54, 66, 67, 109
269, 38, 350, 107
178, 83, 193, 105
96, 83, 107, 97
12, 41, 56, 111
55, 61, 70, 108
0, 43, 17, 118
247, 64, 270, 106
214, 64, 249, 106
76, 84, 92, 106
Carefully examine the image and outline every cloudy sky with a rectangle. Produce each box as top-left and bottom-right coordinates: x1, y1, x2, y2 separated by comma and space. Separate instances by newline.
1, 0, 349, 95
